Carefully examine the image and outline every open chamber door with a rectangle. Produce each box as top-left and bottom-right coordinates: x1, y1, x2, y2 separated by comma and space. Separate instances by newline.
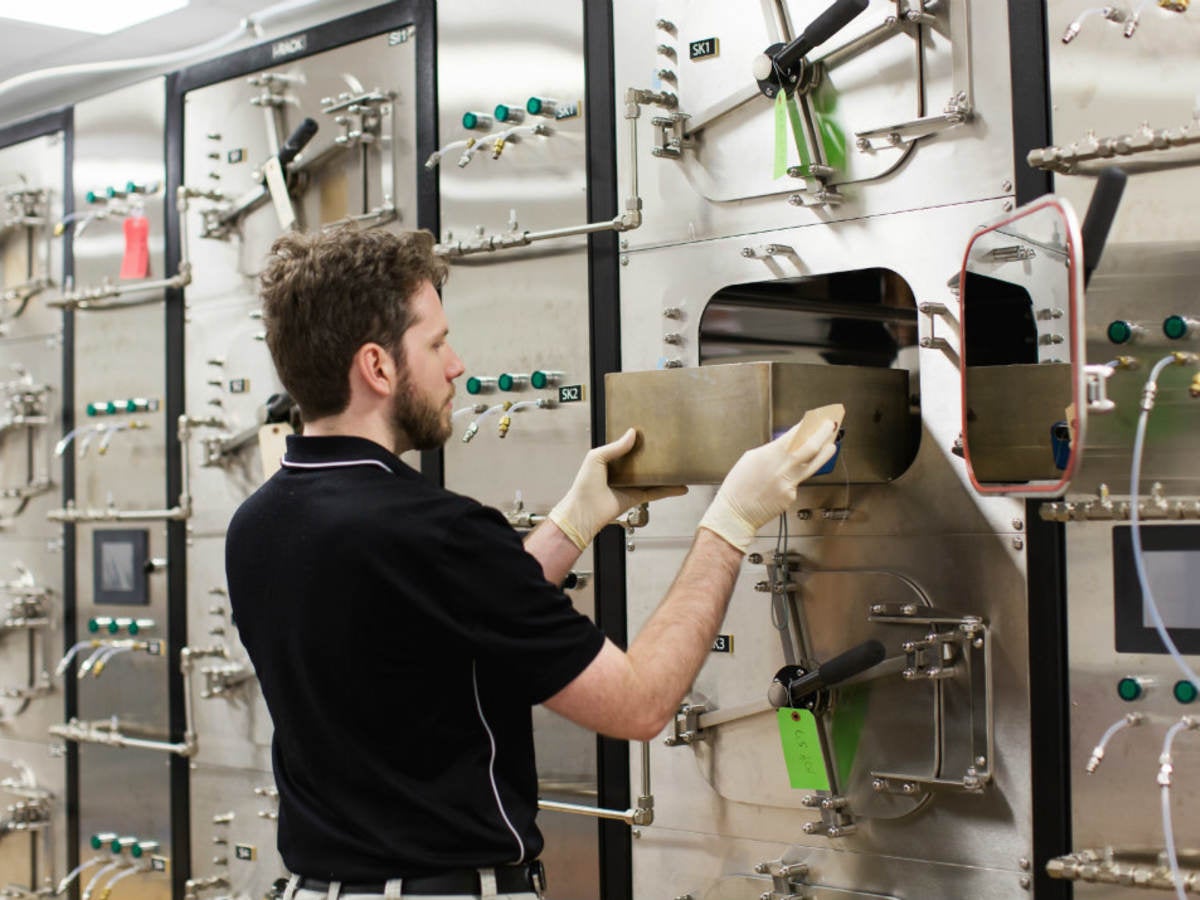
959, 196, 1087, 496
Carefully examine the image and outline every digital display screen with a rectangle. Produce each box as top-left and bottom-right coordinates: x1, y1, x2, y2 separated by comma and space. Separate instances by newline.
1114, 525, 1200, 654
93, 529, 149, 606
100, 542, 136, 593
1141, 549, 1200, 630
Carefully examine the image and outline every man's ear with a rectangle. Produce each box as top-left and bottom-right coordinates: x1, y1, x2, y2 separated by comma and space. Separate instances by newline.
351, 343, 397, 399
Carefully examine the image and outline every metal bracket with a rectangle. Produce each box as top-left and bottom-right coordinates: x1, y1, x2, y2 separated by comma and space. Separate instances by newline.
740, 243, 794, 260
855, 91, 973, 151
1084, 363, 1117, 414
754, 859, 811, 900
649, 112, 691, 159
867, 603, 993, 794
918, 301, 953, 352
200, 662, 255, 699
664, 702, 707, 746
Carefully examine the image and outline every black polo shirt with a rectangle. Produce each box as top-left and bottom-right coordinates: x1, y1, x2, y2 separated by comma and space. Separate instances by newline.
225, 435, 606, 880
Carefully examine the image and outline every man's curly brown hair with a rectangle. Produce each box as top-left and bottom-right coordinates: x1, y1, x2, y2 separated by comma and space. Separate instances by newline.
259, 225, 448, 421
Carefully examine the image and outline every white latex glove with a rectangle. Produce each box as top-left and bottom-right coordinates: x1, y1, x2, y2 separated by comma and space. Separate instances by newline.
548, 428, 688, 551
698, 417, 839, 552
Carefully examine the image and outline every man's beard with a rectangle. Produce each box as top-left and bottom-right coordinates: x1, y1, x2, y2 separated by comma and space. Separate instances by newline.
391, 373, 451, 452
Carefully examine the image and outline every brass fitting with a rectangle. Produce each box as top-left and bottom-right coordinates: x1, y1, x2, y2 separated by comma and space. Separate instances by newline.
491, 137, 507, 160
1190, 372, 1200, 398
498, 415, 512, 438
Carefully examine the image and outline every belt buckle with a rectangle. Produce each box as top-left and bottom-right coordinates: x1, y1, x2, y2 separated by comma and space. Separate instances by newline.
527, 861, 546, 898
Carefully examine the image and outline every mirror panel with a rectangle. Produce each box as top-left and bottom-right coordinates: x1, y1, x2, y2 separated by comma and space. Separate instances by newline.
960, 197, 1086, 495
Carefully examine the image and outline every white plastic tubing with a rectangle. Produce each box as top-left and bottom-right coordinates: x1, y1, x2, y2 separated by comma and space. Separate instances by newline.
0, 0, 327, 103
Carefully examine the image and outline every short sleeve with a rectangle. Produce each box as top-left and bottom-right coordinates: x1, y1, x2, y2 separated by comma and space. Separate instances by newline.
436, 504, 606, 704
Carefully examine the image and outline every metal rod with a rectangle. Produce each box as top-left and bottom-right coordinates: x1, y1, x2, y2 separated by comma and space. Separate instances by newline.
536, 799, 636, 825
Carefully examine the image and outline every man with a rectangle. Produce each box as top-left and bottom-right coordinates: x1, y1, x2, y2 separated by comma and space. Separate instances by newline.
225, 226, 837, 900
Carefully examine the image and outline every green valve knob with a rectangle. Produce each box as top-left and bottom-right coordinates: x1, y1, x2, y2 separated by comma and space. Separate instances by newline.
1117, 676, 1144, 702
1163, 315, 1194, 340
527, 97, 559, 117
131, 844, 143, 858
86, 402, 98, 417
465, 376, 495, 395
105, 401, 117, 415
128, 621, 140, 635
531, 370, 561, 389
107, 620, 120, 634
461, 111, 493, 131
1175, 679, 1198, 704
87, 618, 100, 633
1107, 321, 1134, 344
85, 190, 99, 204
126, 399, 138, 412
497, 373, 527, 391
105, 186, 119, 198
90, 832, 116, 850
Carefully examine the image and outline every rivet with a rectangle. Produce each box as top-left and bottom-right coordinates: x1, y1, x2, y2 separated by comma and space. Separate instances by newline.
620, 256, 630, 266
1012, 518, 1024, 531
1013, 536, 1024, 550
1019, 876, 1031, 890
1002, 180, 1013, 192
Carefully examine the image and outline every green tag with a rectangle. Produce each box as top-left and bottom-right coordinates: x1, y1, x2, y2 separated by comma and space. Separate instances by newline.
777, 707, 830, 790
773, 90, 788, 179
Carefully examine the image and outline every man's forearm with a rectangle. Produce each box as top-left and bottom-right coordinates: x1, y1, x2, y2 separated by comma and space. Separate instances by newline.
626, 528, 744, 721
523, 519, 584, 586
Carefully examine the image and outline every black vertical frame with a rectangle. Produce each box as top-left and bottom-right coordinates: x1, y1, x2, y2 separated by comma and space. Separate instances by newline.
0, 105, 76, 894
164, 4, 437, 895
582, 3, 632, 900
1009, 4, 1069, 895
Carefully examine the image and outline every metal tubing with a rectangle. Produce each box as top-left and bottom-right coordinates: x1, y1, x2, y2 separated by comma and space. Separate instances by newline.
536, 799, 636, 825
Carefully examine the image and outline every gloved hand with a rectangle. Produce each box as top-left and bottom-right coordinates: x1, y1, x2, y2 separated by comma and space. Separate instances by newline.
698, 416, 839, 552
549, 428, 688, 551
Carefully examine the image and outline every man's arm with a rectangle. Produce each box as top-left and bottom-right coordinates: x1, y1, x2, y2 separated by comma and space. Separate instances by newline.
543, 528, 741, 741
523, 519, 583, 587
542, 413, 841, 742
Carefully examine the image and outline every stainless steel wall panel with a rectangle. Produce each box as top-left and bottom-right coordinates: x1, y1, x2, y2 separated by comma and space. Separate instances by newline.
0, 733, 67, 892
188, 764, 283, 900
0, 131, 65, 341
185, 536, 271, 772
612, 0, 1017, 251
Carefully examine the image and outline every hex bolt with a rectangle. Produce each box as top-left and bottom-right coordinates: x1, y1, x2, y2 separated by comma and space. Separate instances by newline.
1002, 180, 1013, 192
856, 137, 871, 151
748, 553, 764, 564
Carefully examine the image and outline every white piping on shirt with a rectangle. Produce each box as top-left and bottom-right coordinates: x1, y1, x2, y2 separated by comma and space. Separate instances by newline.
472, 660, 525, 863
279, 458, 394, 474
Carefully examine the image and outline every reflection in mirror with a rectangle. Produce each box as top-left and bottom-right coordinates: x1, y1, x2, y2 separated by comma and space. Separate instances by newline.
961, 199, 1084, 494
699, 269, 922, 481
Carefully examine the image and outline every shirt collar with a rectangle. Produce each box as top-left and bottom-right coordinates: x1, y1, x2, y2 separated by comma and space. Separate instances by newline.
282, 434, 414, 478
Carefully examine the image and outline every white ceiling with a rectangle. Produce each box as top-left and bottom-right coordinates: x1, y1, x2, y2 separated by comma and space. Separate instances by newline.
0, 0, 382, 128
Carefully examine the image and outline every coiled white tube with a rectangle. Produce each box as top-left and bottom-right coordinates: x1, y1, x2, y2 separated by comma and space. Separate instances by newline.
0, 0, 326, 102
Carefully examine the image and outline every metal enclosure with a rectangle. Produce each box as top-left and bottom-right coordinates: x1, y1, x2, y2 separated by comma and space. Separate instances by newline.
0, 111, 68, 898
